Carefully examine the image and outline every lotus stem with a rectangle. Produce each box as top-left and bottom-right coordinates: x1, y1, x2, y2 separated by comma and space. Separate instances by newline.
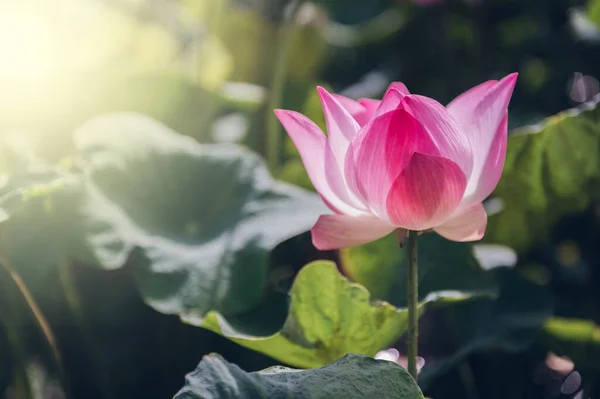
0, 256, 71, 397
406, 230, 419, 380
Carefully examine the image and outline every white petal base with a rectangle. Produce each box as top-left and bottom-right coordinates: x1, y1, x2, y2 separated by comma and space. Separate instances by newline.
433, 203, 487, 242
312, 215, 395, 250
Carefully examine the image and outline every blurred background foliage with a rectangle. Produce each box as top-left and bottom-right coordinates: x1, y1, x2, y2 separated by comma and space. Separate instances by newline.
1, 0, 600, 398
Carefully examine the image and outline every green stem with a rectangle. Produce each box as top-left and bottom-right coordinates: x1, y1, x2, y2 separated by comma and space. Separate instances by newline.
406, 230, 419, 380
265, 0, 304, 171
0, 256, 70, 398
0, 278, 34, 399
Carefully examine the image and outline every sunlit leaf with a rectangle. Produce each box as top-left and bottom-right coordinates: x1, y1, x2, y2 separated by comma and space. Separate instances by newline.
175, 353, 424, 399
200, 261, 468, 369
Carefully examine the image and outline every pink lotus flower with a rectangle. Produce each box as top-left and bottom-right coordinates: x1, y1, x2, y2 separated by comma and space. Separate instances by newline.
275, 73, 517, 250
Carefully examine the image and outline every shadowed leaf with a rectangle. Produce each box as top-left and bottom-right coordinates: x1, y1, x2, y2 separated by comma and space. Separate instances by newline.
175, 353, 424, 399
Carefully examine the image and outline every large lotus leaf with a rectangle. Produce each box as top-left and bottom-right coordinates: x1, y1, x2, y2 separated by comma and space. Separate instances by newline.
73, 113, 327, 335
175, 353, 424, 399
341, 234, 498, 306
486, 96, 600, 252
542, 317, 600, 374
199, 261, 474, 369
418, 268, 554, 388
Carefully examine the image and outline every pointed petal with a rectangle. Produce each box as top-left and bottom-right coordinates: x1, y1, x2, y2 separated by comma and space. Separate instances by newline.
317, 87, 361, 142
311, 214, 395, 250
386, 82, 410, 97
401, 94, 473, 177
349, 81, 411, 125
465, 114, 507, 205
434, 203, 487, 242
448, 74, 517, 199
332, 94, 366, 116
385, 152, 467, 230
332, 93, 370, 127
446, 80, 497, 127
345, 110, 439, 219
331, 94, 380, 127
317, 87, 361, 167
467, 74, 516, 193
274, 109, 360, 215
374, 88, 405, 117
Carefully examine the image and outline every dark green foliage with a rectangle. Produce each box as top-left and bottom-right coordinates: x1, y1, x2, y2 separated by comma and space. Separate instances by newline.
175, 353, 424, 399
